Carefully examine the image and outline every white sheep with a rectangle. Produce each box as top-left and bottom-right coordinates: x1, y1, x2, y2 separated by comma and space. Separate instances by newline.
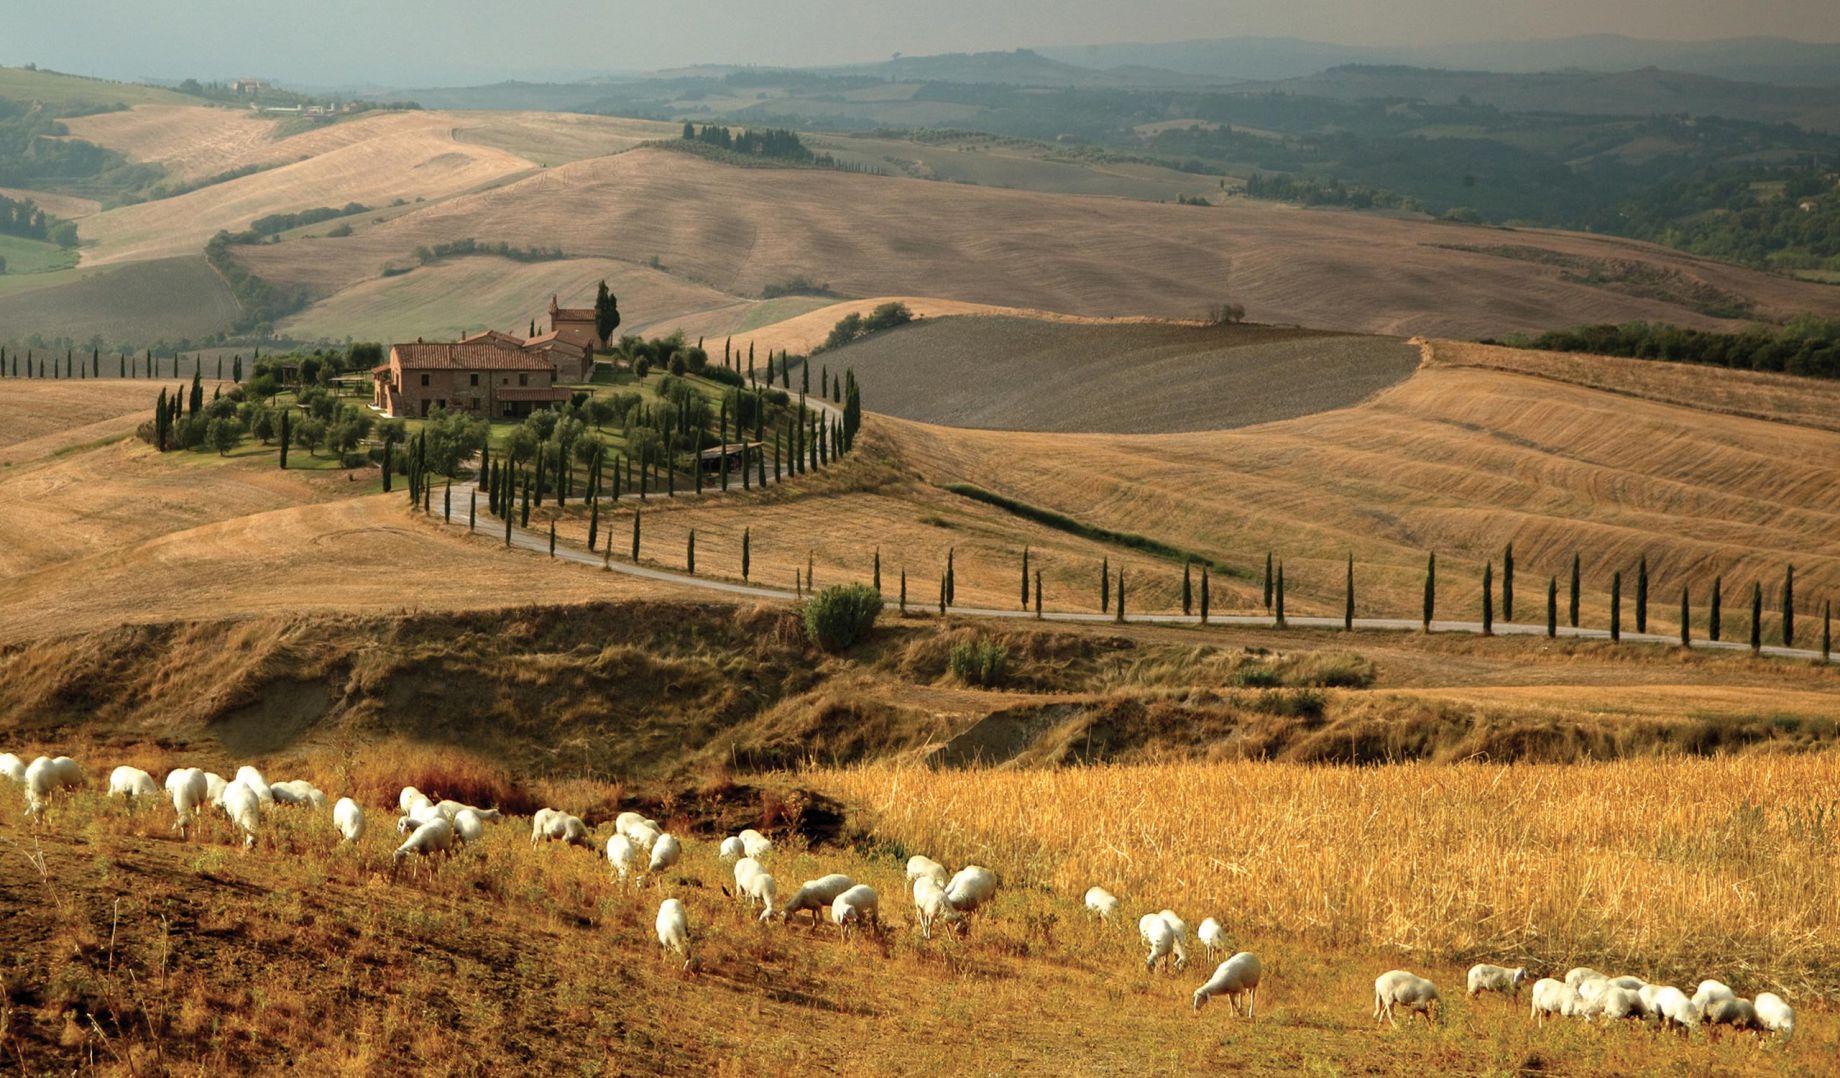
1704, 997, 1761, 1038
530, 808, 595, 850
628, 822, 662, 852
1192, 951, 1262, 1016
452, 807, 486, 845
23, 755, 83, 814
829, 883, 879, 935
1606, 974, 1646, 991
270, 780, 327, 809
739, 828, 772, 859
607, 834, 640, 882
1373, 970, 1440, 1025
780, 874, 857, 927
1754, 992, 1794, 1041
333, 797, 366, 843
203, 772, 227, 806
656, 898, 693, 970
1691, 979, 1736, 1013
944, 865, 999, 914
392, 817, 456, 878
166, 768, 209, 834
719, 836, 746, 862
906, 855, 949, 889
1138, 912, 1187, 973
399, 786, 426, 812
647, 833, 682, 876
732, 855, 763, 896
743, 870, 778, 922
614, 810, 651, 834
1564, 966, 1607, 989
1575, 976, 1615, 1011
1600, 985, 1647, 1021
221, 779, 262, 849
0, 753, 23, 785
1197, 918, 1227, 957
1083, 886, 1120, 920
108, 766, 158, 800
1528, 978, 1582, 1026
1650, 986, 1702, 1033
1467, 964, 1530, 1000
233, 766, 274, 805
433, 799, 501, 823
913, 876, 962, 939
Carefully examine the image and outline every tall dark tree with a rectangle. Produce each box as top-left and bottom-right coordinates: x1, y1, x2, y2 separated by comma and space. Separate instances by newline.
154, 388, 169, 451
1635, 555, 1649, 634
381, 440, 393, 493
1101, 557, 1110, 613
443, 480, 452, 522
1680, 585, 1691, 647
1482, 562, 1494, 636
686, 529, 696, 574
594, 280, 620, 348
1344, 554, 1354, 631
520, 469, 532, 528
632, 508, 642, 561
278, 410, 290, 468
1274, 562, 1286, 628
587, 500, 599, 551
1020, 547, 1031, 609
549, 520, 556, 558
1610, 571, 1622, 642
945, 547, 955, 606
1115, 567, 1126, 624
1821, 600, 1831, 663
1783, 564, 1796, 647
189, 366, 203, 416
1200, 567, 1210, 625
1034, 570, 1043, 619
503, 470, 514, 546
872, 547, 881, 592
900, 568, 907, 613
742, 527, 751, 580
1710, 576, 1723, 641
1547, 576, 1558, 638
1262, 552, 1273, 610
1501, 543, 1514, 622
1181, 561, 1192, 617
1750, 581, 1763, 653
1422, 552, 1436, 631
1569, 553, 1582, 628
469, 490, 476, 532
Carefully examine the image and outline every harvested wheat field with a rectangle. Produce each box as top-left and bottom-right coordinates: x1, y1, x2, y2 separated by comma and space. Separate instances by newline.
814, 316, 1420, 432
237, 147, 1840, 338
0, 255, 241, 342
0, 379, 166, 453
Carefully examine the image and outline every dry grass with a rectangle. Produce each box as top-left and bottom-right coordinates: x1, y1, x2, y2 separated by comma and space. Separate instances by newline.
0, 379, 163, 453
807, 755, 1840, 996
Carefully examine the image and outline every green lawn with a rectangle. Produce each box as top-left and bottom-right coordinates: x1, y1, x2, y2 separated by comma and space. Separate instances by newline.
0, 65, 192, 108
0, 233, 80, 275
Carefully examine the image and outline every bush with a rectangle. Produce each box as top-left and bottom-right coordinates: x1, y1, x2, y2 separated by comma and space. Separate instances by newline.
804, 584, 883, 651
948, 638, 1009, 687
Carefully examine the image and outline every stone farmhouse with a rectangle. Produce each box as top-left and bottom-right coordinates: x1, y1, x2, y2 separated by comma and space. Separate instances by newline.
370, 293, 604, 418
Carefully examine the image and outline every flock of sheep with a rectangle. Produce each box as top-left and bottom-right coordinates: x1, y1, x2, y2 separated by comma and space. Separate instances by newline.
0, 751, 1805, 1048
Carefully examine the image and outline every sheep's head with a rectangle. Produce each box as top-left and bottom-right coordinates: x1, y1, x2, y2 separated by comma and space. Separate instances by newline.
1191, 989, 1210, 1012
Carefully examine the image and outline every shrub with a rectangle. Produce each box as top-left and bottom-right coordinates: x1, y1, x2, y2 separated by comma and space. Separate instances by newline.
804, 583, 883, 651
1232, 665, 1282, 689
948, 638, 1009, 687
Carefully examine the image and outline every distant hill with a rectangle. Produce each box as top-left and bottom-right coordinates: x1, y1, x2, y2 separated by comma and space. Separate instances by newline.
817, 49, 1219, 90
1039, 35, 1840, 88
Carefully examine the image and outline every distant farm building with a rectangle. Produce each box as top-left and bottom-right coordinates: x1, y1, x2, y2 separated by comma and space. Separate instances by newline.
545, 294, 601, 358
697, 442, 761, 474
372, 340, 571, 419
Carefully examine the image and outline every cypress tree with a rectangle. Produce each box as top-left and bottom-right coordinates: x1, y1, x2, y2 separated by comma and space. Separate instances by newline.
1422, 552, 1436, 631
1822, 600, 1830, 663
1482, 562, 1494, 636
558, 442, 569, 507
1116, 567, 1126, 624
945, 547, 955, 606
687, 529, 695, 574
742, 442, 751, 490
216, 356, 222, 380
1610, 571, 1622, 642
632, 508, 641, 561
1636, 555, 1648, 634
1710, 576, 1723, 641
587, 500, 599, 551
1024, 547, 1033, 610
720, 398, 730, 492
443, 480, 452, 522
1344, 554, 1354, 631
613, 455, 623, 501
1101, 557, 1111, 613
423, 479, 431, 514
278, 410, 290, 467
1181, 561, 1192, 617
1262, 552, 1273, 610
742, 527, 751, 580
503, 471, 514, 546
1680, 585, 1690, 647
1547, 576, 1558, 638
1502, 543, 1514, 621
900, 568, 907, 613
873, 547, 881, 592
808, 550, 815, 592
1570, 553, 1581, 627
189, 366, 203, 416
469, 490, 476, 531
1034, 570, 1043, 619
549, 520, 557, 558
822, 365, 828, 398
534, 447, 546, 507
520, 470, 532, 527
119, 352, 125, 378
1274, 562, 1285, 627
756, 432, 767, 487
155, 388, 169, 451
694, 427, 705, 494
937, 576, 945, 614
1783, 564, 1795, 647
382, 440, 393, 493
1200, 567, 1210, 625
1750, 581, 1763, 653
801, 360, 809, 395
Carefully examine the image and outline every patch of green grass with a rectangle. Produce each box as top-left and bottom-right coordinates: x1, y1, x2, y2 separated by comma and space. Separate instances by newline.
0, 233, 79, 275
0, 65, 191, 108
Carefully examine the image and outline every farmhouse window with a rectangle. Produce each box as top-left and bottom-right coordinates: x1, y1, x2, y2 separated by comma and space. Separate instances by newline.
470, 374, 479, 387
420, 373, 430, 387
519, 374, 529, 386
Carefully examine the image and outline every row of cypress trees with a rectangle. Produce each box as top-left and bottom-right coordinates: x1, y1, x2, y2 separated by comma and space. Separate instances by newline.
2, 347, 245, 381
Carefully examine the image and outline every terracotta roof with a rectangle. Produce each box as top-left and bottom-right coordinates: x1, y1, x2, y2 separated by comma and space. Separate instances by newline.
551, 308, 596, 321
496, 386, 574, 401
389, 341, 553, 371
459, 329, 525, 345
523, 331, 589, 355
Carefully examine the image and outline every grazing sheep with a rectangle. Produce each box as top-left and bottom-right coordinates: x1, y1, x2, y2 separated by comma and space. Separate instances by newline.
655, 898, 693, 969
906, 855, 949, 889
780, 874, 857, 927
432, 799, 500, 823
1564, 967, 1607, 989
1650, 987, 1702, 1033
0, 753, 23, 785
1576, 976, 1615, 1010
1197, 918, 1227, 957
647, 833, 682, 876
829, 884, 880, 936
333, 797, 365, 843
1083, 886, 1120, 920
233, 766, 274, 805
398, 786, 426, 813
944, 865, 999, 914
531, 810, 596, 851
614, 810, 650, 834
1606, 974, 1646, 991
1529, 978, 1583, 1026
627, 822, 662, 852
221, 779, 262, 849
1192, 951, 1262, 1016
1139, 913, 1187, 973
203, 772, 227, 806
392, 817, 456, 878
1467, 964, 1530, 1001
270, 780, 327, 809
1600, 985, 1647, 1021
743, 871, 778, 922
1156, 910, 1191, 965
23, 756, 83, 815
1373, 970, 1440, 1026
739, 828, 772, 859
719, 836, 745, 862
1704, 997, 1761, 1039
732, 855, 763, 896
913, 877, 962, 939
108, 766, 158, 800
1754, 992, 1794, 1041
166, 768, 209, 834
607, 835, 640, 882
1691, 979, 1736, 1013
452, 808, 486, 845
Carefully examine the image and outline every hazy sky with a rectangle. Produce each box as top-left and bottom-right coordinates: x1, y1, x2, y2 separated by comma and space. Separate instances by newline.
10, 0, 1840, 87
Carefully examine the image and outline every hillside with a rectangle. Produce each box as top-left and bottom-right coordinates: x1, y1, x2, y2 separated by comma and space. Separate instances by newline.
810, 317, 1420, 433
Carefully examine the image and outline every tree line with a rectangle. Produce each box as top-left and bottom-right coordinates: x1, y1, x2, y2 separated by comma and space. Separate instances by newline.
1504, 317, 1840, 381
